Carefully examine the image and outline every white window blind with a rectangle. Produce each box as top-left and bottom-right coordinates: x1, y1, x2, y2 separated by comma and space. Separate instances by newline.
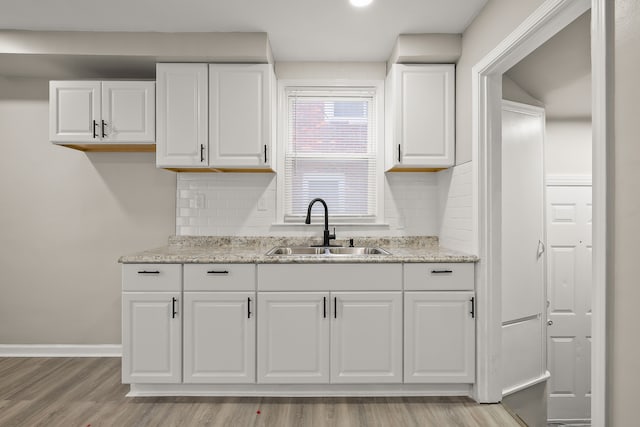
284, 87, 378, 222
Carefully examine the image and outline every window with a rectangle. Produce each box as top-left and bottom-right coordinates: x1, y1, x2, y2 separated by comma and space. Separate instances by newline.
279, 83, 383, 223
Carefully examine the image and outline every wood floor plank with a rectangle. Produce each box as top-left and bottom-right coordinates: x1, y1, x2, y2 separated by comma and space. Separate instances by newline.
0, 358, 521, 427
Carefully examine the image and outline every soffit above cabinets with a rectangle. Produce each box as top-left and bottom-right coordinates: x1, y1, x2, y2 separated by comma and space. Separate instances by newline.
0, 31, 273, 79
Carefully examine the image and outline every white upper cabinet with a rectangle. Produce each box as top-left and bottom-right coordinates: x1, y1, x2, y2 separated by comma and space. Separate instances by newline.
50, 80, 155, 147
49, 81, 100, 142
156, 63, 209, 169
209, 64, 275, 169
155, 63, 275, 171
385, 64, 455, 170
101, 81, 155, 142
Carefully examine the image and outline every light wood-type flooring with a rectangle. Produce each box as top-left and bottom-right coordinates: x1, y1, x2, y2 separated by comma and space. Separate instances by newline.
0, 357, 522, 427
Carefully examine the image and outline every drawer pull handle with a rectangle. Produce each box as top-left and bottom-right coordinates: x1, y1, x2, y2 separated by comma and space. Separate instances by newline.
470, 297, 475, 318
334, 297, 337, 319
431, 269, 453, 274
207, 270, 229, 275
323, 297, 327, 318
138, 270, 160, 275
248, 297, 252, 319
172, 297, 178, 319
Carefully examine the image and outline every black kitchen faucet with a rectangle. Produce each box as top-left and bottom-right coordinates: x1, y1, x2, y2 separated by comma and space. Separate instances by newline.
305, 198, 340, 247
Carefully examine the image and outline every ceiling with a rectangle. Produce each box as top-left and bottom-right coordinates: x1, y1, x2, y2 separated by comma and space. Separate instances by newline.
0, 0, 487, 62
505, 11, 591, 120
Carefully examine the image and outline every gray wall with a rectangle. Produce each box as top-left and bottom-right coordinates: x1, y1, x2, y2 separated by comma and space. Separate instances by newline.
0, 77, 176, 344
611, 0, 640, 424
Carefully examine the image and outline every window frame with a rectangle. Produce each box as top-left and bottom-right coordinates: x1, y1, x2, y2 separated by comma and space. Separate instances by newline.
276, 78, 385, 225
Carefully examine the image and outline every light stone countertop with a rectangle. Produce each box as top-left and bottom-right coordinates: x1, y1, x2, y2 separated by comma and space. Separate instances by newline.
119, 236, 479, 264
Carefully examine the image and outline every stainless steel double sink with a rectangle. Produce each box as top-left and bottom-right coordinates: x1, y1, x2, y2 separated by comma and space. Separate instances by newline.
266, 246, 392, 256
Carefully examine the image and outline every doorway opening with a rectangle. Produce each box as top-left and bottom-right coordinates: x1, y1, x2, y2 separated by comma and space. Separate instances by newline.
471, 1, 609, 426
500, 10, 592, 426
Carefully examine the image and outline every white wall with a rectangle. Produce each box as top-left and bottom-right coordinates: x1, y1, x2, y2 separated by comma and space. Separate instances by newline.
0, 77, 176, 344
456, 0, 547, 164
611, 0, 640, 424
175, 172, 441, 237
545, 120, 592, 176
502, 75, 545, 107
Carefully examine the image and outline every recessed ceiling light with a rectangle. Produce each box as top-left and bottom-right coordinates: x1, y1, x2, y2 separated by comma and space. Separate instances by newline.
350, 0, 373, 7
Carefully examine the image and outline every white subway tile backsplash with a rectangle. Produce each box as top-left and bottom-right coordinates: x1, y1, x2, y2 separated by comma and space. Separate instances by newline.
176, 171, 441, 237
438, 161, 474, 253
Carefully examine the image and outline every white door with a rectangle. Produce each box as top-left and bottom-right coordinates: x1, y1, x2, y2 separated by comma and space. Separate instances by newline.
257, 292, 329, 383
501, 100, 547, 394
122, 292, 181, 384
102, 81, 155, 142
209, 64, 273, 169
49, 81, 101, 142
331, 292, 402, 383
156, 63, 209, 168
183, 292, 255, 383
546, 184, 592, 422
404, 291, 475, 383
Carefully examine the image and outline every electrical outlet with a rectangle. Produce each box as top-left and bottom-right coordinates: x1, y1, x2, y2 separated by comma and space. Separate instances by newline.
195, 193, 206, 209
258, 195, 268, 211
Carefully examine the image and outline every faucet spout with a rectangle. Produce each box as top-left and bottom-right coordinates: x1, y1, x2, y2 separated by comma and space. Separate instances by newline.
305, 198, 337, 247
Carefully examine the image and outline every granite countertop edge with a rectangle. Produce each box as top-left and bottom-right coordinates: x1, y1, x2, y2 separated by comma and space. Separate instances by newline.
118, 236, 479, 264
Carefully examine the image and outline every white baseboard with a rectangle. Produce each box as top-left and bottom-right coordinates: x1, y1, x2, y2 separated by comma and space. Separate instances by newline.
0, 344, 122, 357
128, 383, 472, 398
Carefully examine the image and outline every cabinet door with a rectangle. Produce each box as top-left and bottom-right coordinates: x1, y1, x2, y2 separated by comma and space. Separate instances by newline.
122, 292, 181, 384
331, 292, 402, 383
156, 63, 209, 168
257, 292, 329, 383
183, 292, 255, 383
209, 64, 274, 169
404, 291, 475, 383
49, 81, 101, 142
386, 64, 455, 169
102, 81, 155, 143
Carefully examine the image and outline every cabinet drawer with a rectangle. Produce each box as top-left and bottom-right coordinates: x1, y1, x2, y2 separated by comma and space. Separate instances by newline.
404, 263, 474, 291
184, 264, 255, 291
122, 264, 182, 291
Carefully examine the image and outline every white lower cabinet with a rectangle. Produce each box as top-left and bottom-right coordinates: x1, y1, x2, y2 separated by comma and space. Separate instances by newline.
122, 292, 182, 384
331, 292, 402, 383
404, 291, 475, 383
256, 291, 402, 384
257, 292, 330, 384
121, 262, 476, 392
183, 292, 255, 383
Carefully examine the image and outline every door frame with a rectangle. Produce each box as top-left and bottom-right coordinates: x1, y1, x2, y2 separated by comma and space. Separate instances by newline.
471, 1, 610, 427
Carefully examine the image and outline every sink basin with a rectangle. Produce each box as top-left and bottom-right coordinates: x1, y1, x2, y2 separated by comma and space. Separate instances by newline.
265, 246, 392, 256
